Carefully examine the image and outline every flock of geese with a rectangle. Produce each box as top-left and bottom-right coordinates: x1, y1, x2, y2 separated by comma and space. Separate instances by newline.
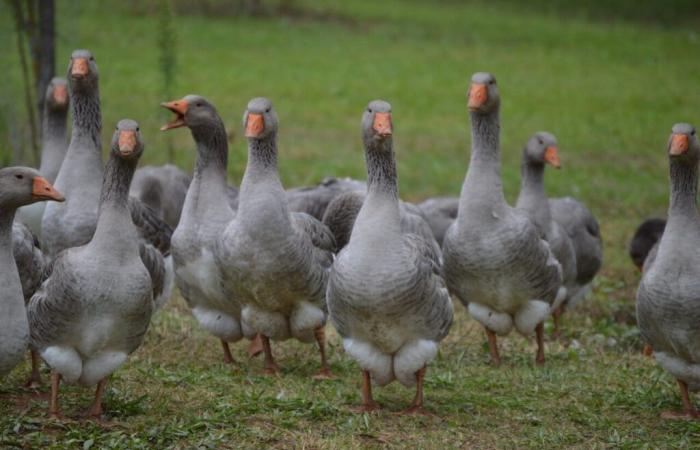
1, 48, 698, 421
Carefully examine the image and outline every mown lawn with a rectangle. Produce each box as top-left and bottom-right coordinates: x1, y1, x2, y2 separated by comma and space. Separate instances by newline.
2, 0, 700, 448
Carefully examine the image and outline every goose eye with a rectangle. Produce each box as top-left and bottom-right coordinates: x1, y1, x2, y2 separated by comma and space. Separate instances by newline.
136, 127, 140, 131
367, 108, 372, 113
265, 108, 271, 113
15, 174, 23, 180
196, 102, 202, 107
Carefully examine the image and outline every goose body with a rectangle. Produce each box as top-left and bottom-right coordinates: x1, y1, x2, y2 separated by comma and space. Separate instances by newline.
29, 120, 159, 418
637, 124, 700, 418
417, 196, 459, 246
131, 164, 191, 229
217, 98, 335, 375
327, 101, 452, 412
16, 78, 69, 236
287, 176, 366, 220
0, 167, 63, 378
630, 218, 665, 270
442, 73, 561, 364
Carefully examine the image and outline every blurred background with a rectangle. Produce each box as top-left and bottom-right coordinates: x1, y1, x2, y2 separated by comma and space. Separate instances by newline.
1, 0, 699, 273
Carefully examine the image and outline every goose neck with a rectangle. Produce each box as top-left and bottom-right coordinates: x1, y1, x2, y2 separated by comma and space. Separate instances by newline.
364, 136, 398, 201
40, 107, 69, 182
667, 156, 700, 227
69, 87, 101, 152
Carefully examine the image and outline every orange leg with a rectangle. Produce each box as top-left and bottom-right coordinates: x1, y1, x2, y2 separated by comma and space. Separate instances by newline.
312, 327, 333, 380
486, 328, 501, 366
552, 305, 564, 338
87, 378, 108, 420
354, 370, 380, 413
643, 344, 653, 357
535, 323, 545, 365
49, 371, 61, 419
400, 366, 427, 415
25, 350, 43, 388
248, 333, 264, 358
221, 340, 235, 364
261, 335, 280, 375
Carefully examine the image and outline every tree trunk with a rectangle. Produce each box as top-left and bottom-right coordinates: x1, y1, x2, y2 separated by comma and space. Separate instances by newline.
36, 0, 56, 124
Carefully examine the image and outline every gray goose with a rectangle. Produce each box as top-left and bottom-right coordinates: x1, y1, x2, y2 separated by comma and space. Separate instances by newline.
0, 167, 63, 378
515, 132, 576, 335
28, 120, 163, 419
327, 100, 453, 413
160, 95, 250, 364
637, 123, 700, 420
131, 164, 191, 229
286, 177, 366, 221
442, 72, 562, 365
16, 77, 70, 236
417, 196, 459, 246
41, 50, 172, 261
217, 98, 336, 377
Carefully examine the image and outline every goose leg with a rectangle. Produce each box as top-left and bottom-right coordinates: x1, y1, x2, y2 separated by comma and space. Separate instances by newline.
49, 371, 61, 419
663, 379, 700, 420
221, 340, 236, 364
353, 370, 380, 413
25, 350, 43, 388
643, 344, 653, 357
87, 378, 108, 420
486, 329, 501, 366
261, 335, 280, 375
312, 327, 333, 380
400, 366, 427, 415
552, 306, 563, 338
248, 333, 264, 358
535, 323, 545, 365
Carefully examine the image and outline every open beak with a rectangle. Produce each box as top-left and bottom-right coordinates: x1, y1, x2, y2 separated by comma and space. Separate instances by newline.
53, 84, 68, 105
544, 146, 561, 168
468, 83, 487, 111
245, 113, 265, 138
32, 176, 64, 202
160, 99, 188, 131
71, 58, 89, 78
372, 112, 392, 137
669, 134, 689, 155
118, 130, 137, 155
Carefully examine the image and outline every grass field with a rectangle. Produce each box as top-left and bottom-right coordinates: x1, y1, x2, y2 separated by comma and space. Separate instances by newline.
2, 0, 700, 448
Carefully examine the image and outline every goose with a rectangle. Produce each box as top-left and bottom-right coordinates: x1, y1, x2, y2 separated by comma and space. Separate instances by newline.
442, 72, 562, 365
28, 120, 164, 419
417, 196, 459, 246
327, 100, 453, 413
636, 123, 700, 420
217, 97, 336, 377
0, 167, 63, 378
630, 218, 665, 270
41, 50, 173, 262
16, 77, 70, 236
160, 95, 251, 364
131, 164, 191, 229
515, 132, 577, 335
287, 177, 366, 221
11, 222, 48, 386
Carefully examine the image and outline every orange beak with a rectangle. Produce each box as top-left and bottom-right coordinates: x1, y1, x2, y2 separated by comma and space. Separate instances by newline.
53, 84, 68, 105
32, 176, 64, 202
468, 83, 488, 110
544, 146, 561, 168
71, 58, 89, 77
160, 99, 188, 131
372, 112, 392, 137
118, 130, 137, 155
245, 113, 265, 138
669, 134, 689, 155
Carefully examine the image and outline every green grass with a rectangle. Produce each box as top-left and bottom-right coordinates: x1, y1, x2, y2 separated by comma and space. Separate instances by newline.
2, 0, 700, 447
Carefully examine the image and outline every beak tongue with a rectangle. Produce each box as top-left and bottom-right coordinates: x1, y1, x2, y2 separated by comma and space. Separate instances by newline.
160, 100, 188, 131
32, 176, 65, 202
544, 146, 561, 168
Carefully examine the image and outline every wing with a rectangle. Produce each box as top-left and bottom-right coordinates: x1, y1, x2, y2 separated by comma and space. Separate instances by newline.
292, 212, 337, 254
139, 242, 165, 300
128, 197, 173, 256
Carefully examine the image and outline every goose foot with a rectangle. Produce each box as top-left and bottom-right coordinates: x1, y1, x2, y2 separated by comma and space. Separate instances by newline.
221, 340, 236, 364
395, 366, 428, 415
312, 367, 334, 380
24, 350, 43, 388
352, 370, 381, 413
261, 335, 280, 376
485, 329, 501, 366
662, 379, 700, 421
248, 334, 264, 358
312, 327, 333, 380
86, 378, 108, 420
535, 323, 545, 366
49, 371, 61, 419
643, 344, 653, 357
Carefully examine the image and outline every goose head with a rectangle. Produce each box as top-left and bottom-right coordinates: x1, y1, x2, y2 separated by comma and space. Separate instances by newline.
668, 123, 699, 163
0, 167, 64, 209
524, 131, 560, 169
111, 119, 144, 161
160, 95, 221, 132
243, 97, 278, 139
67, 49, 99, 92
45, 77, 69, 111
362, 100, 393, 144
467, 72, 500, 114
